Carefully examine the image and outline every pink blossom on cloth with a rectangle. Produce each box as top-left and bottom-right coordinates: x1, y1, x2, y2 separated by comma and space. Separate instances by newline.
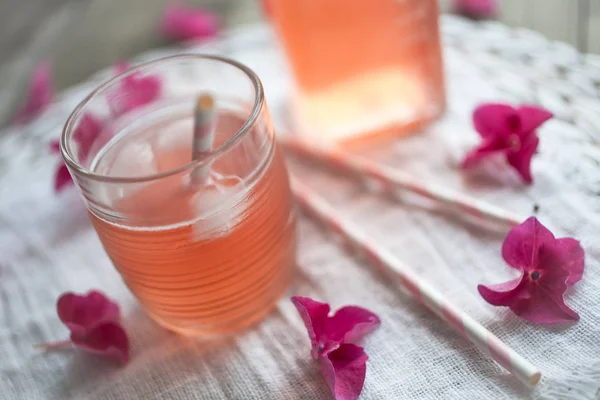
478, 217, 585, 324
462, 103, 553, 184
39, 290, 129, 364
291, 296, 380, 400
50, 113, 103, 192
160, 2, 220, 42
49, 140, 72, 192
53, 163, 73, 192
258, 0, 272, 18
108, 62, 162, 116
71, 112, 104, 162
452, 0, 497, 19
13, 61, 54, 125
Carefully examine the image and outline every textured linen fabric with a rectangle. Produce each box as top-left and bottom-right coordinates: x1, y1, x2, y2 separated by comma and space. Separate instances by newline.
1, 17, 600, 399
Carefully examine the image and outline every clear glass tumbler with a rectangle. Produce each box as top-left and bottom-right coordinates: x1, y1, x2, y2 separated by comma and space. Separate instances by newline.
264, 0, 446, 145
61, 55, 297, 336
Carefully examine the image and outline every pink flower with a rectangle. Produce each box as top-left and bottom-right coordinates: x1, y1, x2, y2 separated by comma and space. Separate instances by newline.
38, 290, 129, 364
258, 0, 272, 18
108, 62, 162, 116
50, 113, 103, 192
452, 0, 497, 19
50, 140, 72, 192
13, 61, 54, 125
478, 217, 585, 324
72, 113, 103, 162
291, 296, 380, 400
160, 3, 219, 42
53, 163, 73, 192
462, 104, 553, 184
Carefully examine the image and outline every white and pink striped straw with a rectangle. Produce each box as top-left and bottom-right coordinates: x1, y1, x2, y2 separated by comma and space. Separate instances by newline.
282, 137, 524, 227
191, 93, 216, 185
290, 177, 541, 386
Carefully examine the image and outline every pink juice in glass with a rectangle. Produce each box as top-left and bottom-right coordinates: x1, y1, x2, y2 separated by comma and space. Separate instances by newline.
265, 0, 445, 145
85, 103, 296, 336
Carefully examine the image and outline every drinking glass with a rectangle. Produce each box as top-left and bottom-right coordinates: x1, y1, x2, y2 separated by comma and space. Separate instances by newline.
264, 0, 446, 145
61, 55, 297, 336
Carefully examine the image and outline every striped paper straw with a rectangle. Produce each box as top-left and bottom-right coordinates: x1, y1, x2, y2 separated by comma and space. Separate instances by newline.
282, 137, 524, 227
191, 93, 216, 185
290, 177, 541, 386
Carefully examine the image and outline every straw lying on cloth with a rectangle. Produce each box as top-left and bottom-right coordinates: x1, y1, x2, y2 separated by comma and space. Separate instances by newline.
282, 137, 524, 228
290, 176, 541, 387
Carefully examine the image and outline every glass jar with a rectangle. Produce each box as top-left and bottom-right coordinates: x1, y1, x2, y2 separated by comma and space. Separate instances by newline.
61, 55, 296, 336
265, 0, 446, 146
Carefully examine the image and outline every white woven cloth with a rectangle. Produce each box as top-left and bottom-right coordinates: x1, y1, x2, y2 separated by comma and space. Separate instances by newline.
1, 16, 600, 399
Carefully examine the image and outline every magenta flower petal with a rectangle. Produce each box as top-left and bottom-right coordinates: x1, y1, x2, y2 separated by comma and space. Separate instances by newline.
49, 139, 60, 154
461, 137, 507, 168
291, 296, 330, 359
113, 61, 129, 75
477, 276, 527, 306
472, 104, 517, 139
463, 103, 553, 184
13, 61, 54, 125
501, 216, 555, 270
325, 306, 381, 344
510, 275, 579, 324
320, 343, 369, 400
259, 0, 272, 18
39, 290, 129, 365
57, 290, 121, 337
71, 322, 129, 364
452, 0, 497, 18
108, 64, 162, 116
51, 113, 103, 192
517, 106, 554, 135
506, 134, 539, 184
73, 113, 103, 162
292, 297, 379, 399
556, 238, 585, 285
160, 3, 219, 42
480, 217, 585, 324
54, 163, 74, 192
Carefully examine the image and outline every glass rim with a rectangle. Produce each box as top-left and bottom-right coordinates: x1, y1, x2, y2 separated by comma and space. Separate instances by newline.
60, 54, 265, 184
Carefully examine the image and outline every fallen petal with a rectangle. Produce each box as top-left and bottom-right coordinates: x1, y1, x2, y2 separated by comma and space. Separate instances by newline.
160, 3, 219, 42
71, 322, 129, 364
73, 113, 103, 162
506, 134, 539, 184
320, 343, 369, 400
517, 105, 553, 134
452, 0, 497, 18
472, 103, 517, 139
484, 217, 584, 324
555, 238, 585, 285
291, 296, 330, 359
49, 139, 60, 154
54, 163, 74, 192
13, 61, 54, 125
325, 306, 381, 344
259, 0, 272, 18
113, 61, 130, 76
57, 290, 121, 337
477, 276, 527, 306
461, 137, 508, 168
509, 283, 579, 324
108, 66, 162, 116
501, 216, 555, 270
